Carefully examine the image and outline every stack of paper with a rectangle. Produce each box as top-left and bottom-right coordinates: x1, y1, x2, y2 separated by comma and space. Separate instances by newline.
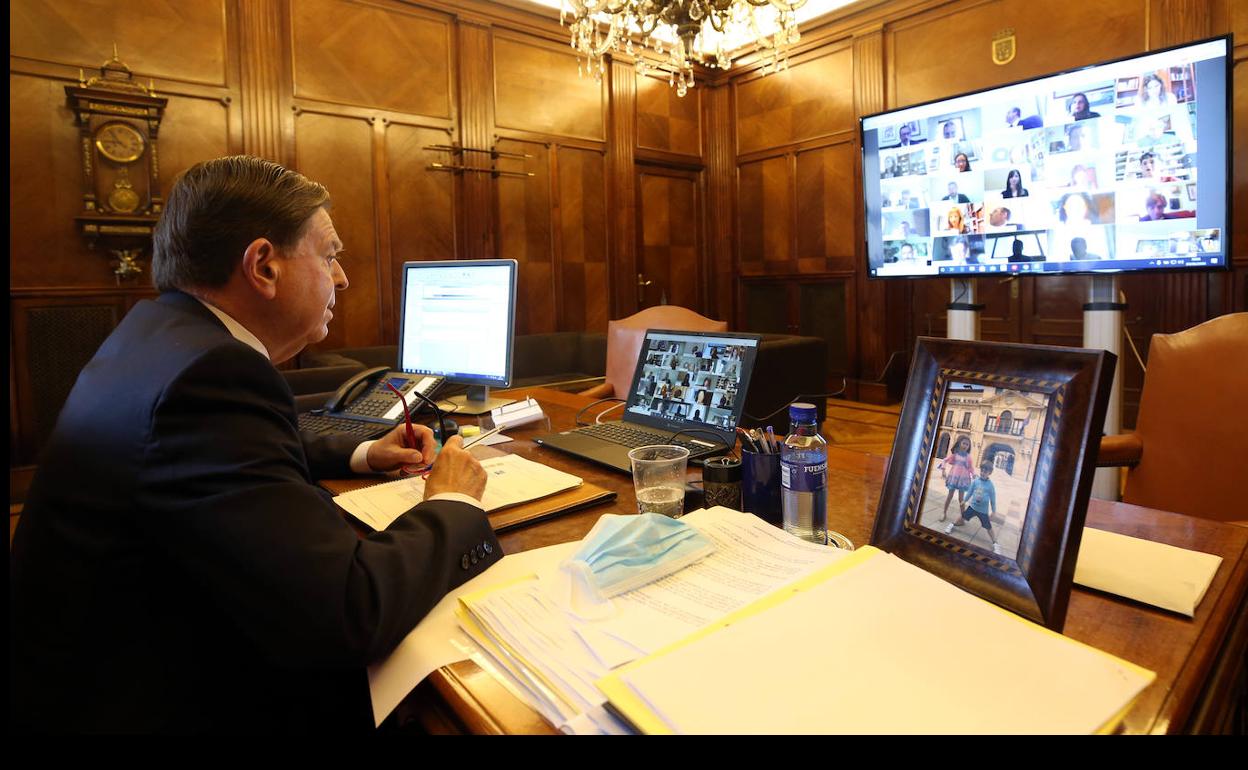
598, 548, 1157, 734
336, 454, 582, 531
455, 508, 848, 732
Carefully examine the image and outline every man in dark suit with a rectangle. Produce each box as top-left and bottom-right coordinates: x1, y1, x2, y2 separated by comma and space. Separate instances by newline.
942, 182, 971, 203
10, 156, 499, 733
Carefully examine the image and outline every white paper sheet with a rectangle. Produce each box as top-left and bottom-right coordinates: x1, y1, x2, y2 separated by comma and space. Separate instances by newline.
457, 508, 850, 730
337, 454, 581, 530
1074, 526, 1223, 616
366, 540, 581, 726
618, 551, 1154, 734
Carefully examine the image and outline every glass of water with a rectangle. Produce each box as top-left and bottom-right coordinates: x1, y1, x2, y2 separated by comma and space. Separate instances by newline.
627, 445, 690, 518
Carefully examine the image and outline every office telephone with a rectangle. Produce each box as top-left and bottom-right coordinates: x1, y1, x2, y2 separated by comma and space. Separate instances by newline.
298, 367, 445, 439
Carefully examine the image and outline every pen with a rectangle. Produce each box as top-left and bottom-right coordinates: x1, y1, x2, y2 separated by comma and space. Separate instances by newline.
765, 426, 779, 453
461, 425, 503, 449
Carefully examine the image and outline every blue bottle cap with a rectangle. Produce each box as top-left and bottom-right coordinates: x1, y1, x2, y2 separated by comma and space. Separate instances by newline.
789, 402, 817, 422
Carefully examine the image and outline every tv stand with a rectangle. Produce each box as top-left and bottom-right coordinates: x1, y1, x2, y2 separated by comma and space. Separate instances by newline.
946, 277, 983, 341
446, 385, 515, 416
1083, 275, 1125, 501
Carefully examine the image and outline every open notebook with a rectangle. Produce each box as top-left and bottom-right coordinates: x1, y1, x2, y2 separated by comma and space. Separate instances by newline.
335, 454, 594, 532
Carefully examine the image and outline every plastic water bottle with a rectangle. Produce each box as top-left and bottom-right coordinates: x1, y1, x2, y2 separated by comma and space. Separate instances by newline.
780, 403, 828, 544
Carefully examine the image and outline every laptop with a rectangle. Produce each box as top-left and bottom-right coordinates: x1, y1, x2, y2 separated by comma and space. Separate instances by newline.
534, 329, 762, 472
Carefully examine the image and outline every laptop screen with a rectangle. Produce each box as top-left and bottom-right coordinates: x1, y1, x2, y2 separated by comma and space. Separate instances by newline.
623, 330, 762, 443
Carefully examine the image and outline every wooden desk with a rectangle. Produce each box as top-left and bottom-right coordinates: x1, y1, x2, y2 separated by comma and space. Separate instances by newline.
381, 388, 1248, 735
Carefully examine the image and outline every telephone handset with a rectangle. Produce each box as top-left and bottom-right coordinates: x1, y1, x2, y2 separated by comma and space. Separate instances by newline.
325, 366, 445, 423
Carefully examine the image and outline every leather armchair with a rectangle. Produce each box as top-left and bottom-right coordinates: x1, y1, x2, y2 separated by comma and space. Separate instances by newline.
1096, 312, 1248, 524
580, 306, 728, 399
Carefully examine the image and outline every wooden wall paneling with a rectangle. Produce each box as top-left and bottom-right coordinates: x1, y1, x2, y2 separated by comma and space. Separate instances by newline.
703, 85, 736, 322
10, 293, 130, 464
9, 0, 230, 87
492, 33, 605, 141
385, 123, 459, 295
737, 155, 793, 274
734, 44, 855, 155
494, 138, 556, 335
799, 279, 853, 381
459, 20, 495, 260
793, 141, 858, 274
293, 109, 380, 351
851, 27, 893, 399
557, 146, 610, 332
609, 58, 639, 319
889, 0, 1146, 110
636, 71, 702, 157
9, 72, 109, 288
238, 0, 286, 161
290, 0, 453, 118
636, 166, 704, 313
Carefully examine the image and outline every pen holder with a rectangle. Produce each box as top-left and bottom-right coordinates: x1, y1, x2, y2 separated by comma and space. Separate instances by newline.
740, 448, 782, 527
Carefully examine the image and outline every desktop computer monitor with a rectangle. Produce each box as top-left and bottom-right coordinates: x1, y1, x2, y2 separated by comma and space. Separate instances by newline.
397, 259, 518, 415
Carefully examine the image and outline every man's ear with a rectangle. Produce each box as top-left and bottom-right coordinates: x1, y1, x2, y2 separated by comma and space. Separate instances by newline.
241, 238, 281, 299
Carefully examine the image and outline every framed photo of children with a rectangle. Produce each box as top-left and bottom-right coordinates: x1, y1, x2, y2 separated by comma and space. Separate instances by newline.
870, 338, 1116, 631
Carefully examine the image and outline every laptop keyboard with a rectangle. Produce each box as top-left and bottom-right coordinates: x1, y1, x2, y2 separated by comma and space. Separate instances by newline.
297, 412, 389, 440
579, 423, 713, 455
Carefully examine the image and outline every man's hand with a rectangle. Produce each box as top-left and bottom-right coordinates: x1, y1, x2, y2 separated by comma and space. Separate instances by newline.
366, 423, 437, 472
424, 435, 487, 501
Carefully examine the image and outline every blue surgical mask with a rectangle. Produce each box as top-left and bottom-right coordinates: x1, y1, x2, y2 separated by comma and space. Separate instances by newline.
561, 513, 715, 602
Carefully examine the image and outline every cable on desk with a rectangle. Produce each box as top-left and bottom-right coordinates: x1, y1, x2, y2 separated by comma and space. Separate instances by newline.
669, 428, 734, 459
574, 398, 626, 427
742, 377, 848, 423
594, 401, 626, 424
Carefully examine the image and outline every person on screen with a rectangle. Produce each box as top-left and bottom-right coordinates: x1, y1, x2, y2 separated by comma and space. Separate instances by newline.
945, 208, 968, 234
942, 121, 958, 140
897, 242, 919, 263
1058, 191, 1096, 226
948, 236, 974, 265
693, 409, 703, 422
897, 189, 920, 209
1136, 114, 1176, 148
1066, 123, 1089, 152
882, 155, 900, 179
890, 220, 915, 240
1069, 164, 1097, 191
953, 153, 972, 173
1068, 92, 1100, 120
1008, 239, 1029, 263
1069, 237, 1101, 260
1140, 192, 1170, 221
1138, 74, 1173, 110
1138, 151, 1159, 179
1002, 169, 1028, 198
942, 182, 971, 203
1135, 75, 1195, 145
988, 207, 1013, 228
1005, 107, 1023, 128
944, 460, 1003, 556
898, 123, 921, 146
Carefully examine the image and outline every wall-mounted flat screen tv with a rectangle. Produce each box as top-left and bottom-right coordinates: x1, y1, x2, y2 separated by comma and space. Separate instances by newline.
860, 37, 1230, 279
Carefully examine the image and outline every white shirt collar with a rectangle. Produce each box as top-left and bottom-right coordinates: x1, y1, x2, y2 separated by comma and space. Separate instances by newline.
194, 297, 271, 360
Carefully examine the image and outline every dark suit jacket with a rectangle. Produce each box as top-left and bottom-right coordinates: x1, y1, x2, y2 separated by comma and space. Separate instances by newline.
10, 292, 501, 733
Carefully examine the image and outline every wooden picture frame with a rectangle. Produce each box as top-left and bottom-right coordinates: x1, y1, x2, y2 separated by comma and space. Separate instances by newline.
870, 338, 1115, 631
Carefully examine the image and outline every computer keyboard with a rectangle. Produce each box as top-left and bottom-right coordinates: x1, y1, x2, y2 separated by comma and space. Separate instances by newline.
297, 412, 389, 440
579, 423, 711, 455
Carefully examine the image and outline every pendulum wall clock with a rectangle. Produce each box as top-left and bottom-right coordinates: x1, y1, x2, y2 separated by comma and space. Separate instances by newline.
65, 47, 168, 281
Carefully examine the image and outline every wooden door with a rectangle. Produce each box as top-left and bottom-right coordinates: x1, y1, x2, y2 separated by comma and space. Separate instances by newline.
635, 164, 705, 311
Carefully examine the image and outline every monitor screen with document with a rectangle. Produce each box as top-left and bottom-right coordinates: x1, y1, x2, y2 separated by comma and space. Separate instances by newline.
397, 259, 517, 414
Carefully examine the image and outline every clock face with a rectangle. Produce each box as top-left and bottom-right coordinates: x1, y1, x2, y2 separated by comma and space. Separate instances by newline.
94, 122, 146, 163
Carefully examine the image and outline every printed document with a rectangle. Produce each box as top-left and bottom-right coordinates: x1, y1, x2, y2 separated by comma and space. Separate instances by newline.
336, 454, 581, 530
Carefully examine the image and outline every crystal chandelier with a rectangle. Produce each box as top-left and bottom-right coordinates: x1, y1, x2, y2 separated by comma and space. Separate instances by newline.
561, 0, 807, 97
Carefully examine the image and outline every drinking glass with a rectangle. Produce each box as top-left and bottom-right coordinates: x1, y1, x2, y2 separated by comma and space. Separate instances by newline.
627, 445, 690, 518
